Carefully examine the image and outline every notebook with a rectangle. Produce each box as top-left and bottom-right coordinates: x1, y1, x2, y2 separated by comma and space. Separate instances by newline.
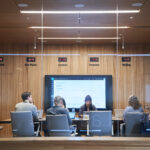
69, 112, 76, 119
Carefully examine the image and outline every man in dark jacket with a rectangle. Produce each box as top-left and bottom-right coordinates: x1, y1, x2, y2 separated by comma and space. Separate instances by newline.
47, 96, 72, 125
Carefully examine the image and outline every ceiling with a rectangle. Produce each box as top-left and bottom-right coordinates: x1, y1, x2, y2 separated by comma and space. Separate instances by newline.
0, 0, 150, 45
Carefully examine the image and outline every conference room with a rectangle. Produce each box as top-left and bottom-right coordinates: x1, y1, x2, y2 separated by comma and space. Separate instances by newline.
0, 0, 150, 150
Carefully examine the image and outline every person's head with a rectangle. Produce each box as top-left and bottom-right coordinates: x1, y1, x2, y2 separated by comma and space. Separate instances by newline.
54, 96, 63, 107
21, 92, 32, 103
128, 95, 141, 110
85, 95, 92, 108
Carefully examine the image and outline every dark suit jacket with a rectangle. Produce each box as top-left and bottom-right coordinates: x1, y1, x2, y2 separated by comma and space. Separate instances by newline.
47, 106, 72, 125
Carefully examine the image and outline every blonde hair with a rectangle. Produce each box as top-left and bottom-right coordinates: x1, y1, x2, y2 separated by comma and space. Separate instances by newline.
128, 95, 141, 110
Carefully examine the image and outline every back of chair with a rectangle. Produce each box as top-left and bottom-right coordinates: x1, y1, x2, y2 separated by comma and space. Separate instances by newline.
46, 115, 71, 136
125, 112, 144, 137
11, 111, 35, 137
89, 111, 112, 136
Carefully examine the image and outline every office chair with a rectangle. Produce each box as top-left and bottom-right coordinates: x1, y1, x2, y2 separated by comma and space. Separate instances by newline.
120, 112, 144, 137
11, 111, 40, 137
89, 111, 112, 136
46, 115, 76, 136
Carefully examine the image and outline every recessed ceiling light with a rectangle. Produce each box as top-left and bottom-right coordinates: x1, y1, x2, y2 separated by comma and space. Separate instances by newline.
26, 17, 30, 20
74, 4, 85, 8
129, 16, 134, 19
21, 10, 140, 14
29, 26, 130, 29
132, 3, 143, 7
18, 3, 28, 8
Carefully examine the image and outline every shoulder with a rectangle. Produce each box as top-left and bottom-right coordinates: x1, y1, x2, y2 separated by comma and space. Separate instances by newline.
80, 105, 85, 109
138, 106, 144, 112
15, 102, 21, 107
46, 107, 54, 112
31, 104, 37, 109
92, 104, 96, 108
15, 102, 24, 108
60, 107, 68, 113
124, 106, 133, 111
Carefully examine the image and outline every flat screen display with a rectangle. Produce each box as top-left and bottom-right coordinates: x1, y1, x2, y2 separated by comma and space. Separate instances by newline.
54, 80, 106, 108
44, 75, 113, 111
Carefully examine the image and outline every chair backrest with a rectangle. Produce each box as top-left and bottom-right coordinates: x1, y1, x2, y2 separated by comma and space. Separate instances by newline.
125, 112, 144, 137
46, 115, 71, 136
11, 111, 35, 137
89, 111, 112, 136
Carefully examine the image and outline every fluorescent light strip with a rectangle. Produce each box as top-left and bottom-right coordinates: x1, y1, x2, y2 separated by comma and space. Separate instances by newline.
21, 10, 140, 14
38, 37, 120, 40
0, 54, 80, 56
88, 54, 150, 56
1, 54, 150, 56
30, 26, 130, 29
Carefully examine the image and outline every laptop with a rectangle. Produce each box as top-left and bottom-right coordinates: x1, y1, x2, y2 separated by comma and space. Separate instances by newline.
69, 112, 76, 119
37, 109, 43, 119
83, 111, 90, 115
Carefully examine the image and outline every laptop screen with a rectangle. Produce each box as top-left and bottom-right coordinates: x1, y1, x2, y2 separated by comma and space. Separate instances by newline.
69, 112, 76, 119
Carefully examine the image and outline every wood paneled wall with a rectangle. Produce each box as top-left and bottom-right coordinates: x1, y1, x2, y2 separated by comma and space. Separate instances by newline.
0, 44, 150, 137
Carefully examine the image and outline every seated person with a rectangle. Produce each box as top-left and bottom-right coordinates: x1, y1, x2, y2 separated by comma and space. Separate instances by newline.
47, 96, 72, 126
79, 95, 96, 118
123, 95, 144, 122
15, 92, 39, 122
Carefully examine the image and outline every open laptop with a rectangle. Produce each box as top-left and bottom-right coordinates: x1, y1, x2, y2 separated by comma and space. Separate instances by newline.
83, 111, 90, 116
69, 112, 76, 119
37, 109, 43, 119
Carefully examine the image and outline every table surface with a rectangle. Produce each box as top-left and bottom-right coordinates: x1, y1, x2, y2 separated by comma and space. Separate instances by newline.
0, 116, 123, 124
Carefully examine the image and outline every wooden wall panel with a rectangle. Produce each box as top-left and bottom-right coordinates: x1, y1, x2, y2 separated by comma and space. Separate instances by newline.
144, 74, 150, 104
117, 56, 144, 108
0, 44, 150, 137
144, 57, 150, 74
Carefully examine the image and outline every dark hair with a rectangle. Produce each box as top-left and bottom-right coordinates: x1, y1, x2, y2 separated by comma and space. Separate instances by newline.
21, 92, 31, 101
61, 98, 66, 108
128, 95, 141, 110
85, 95, 92, 102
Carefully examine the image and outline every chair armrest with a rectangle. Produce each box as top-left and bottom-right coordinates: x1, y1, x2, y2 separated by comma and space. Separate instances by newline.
120, 123, 126, 136
34, 122, 40, 137
71, 125, 77, 136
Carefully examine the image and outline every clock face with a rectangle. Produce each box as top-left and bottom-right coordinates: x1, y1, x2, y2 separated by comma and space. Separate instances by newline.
58, 57, 67, 62
122, 57, 131, 62
90, 57, 99, 62
0, 57, 4, 62
26, 57, 36, 62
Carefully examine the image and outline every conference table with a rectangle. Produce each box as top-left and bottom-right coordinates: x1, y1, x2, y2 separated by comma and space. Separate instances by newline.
0, 116, 123, 136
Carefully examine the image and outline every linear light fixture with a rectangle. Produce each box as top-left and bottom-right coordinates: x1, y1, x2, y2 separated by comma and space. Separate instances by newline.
21, 10, 140, 14
30, 26, 130, 29
38, 37, 121, 40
